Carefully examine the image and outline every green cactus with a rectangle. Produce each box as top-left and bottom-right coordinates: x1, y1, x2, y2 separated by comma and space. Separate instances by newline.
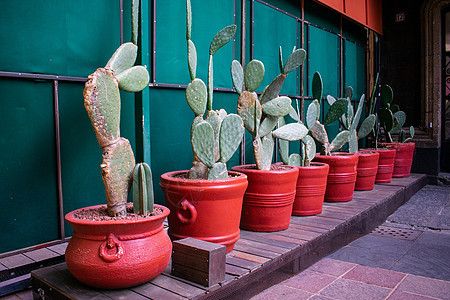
83, 0, 152, 217
329, 90, 376, 153
231, 46, 306, 170
185, 0, 244, 180
306, 72, 350, 155
133, 162, 154, 215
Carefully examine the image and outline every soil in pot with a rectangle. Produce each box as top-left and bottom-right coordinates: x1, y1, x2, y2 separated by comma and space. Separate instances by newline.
292, 162, 329, 216
160, 170, 248, 253
65, 203, 171, 289
231, 164, 299, 232
379, 143, 415, 178
313, 153, 359, 202
355, 150, 380, 191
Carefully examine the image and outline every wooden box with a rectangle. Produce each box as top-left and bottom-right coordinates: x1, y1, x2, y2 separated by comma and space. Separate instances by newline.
171, 238, 226, 287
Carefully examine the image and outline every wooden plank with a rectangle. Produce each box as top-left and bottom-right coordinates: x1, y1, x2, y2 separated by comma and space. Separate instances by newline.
150, 274, 206, 299
277, 226, 323, 241
46, 242, 68, 255
0, 254, 34, 269
228, 251, 270, 265
233, 242, 279, 259
23, 248, 59, 262
264, 234, 309, 245
225, 256, 261, 271
225, 264, 249, 277
235, 237, 291, 254
100, 288, 151, 300
239, 231, 298, 250
132, 282, 187, 300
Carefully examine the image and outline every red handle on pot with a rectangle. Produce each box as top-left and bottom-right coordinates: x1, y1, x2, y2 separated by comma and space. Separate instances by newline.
99, 233, 124, 263
177, 199, 197, 225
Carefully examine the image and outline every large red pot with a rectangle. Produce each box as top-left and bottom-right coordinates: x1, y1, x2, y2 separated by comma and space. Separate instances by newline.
313, 153, 359, 202
380, 143, 415, 177
160, 171, 247, 253
355, 150, 380, 191
65, 204, 171, 289
368, 148, 396, 183
292, 162, 329, 216
231, 164, 299, 232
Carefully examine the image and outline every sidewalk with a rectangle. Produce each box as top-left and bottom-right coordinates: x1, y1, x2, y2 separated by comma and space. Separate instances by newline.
250, 184, 450, 300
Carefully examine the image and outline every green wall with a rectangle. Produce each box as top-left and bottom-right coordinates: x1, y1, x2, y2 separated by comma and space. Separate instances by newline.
0, 0, 367, 253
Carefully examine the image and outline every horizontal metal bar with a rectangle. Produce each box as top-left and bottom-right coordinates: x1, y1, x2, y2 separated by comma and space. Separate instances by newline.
0, 71, 86, 82
254, 0, 301, 20
149, 82, 236, 93
305, 22, 365, 48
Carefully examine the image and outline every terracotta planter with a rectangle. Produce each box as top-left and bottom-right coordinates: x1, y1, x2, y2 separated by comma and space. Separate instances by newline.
65, 204, 171, 289
367, 148, 396, 183
355, 150, 380, 191
292, 162, 329, 216
231, 164, 299, 232
313, 153, 359, 202
380, 143, 415, 177
160, 171, 247, 253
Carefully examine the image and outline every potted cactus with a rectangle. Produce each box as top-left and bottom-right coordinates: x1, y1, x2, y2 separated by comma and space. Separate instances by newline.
230, 46, 305, 231
328, 88, 379, 191
65, 2, 171, 289
308, 72, 358, 202
377, 84, 415, 177
160, 0, 247, 253
273, 112, 330, 216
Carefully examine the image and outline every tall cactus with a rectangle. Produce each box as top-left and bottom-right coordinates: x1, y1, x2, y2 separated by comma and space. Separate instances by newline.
84, 0, 151, 217
133, 162, 154, 215
185, 0, 244, 180
231, 46, 306, 170
327, 89, 376, 153
377, 84, 414, 143
306, 72, 350, 155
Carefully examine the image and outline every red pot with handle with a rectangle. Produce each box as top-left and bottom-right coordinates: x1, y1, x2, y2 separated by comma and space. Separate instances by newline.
65, 204, 171, 289
355, 150, 380, 191
313, 153, 359, 202
380, 143, 415, 177
160, 170, 247, 253
231, 164, 299, 232
366, 148, 397, 183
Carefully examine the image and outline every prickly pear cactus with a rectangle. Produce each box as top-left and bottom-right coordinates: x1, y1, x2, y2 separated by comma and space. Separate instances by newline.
84, 42, 150, 217
231, 46, 306, 170
185, 0, 244, 180
306, 72, 349, 155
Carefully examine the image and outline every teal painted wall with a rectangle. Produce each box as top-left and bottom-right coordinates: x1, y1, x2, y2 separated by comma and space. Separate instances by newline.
0, 0, 367, 253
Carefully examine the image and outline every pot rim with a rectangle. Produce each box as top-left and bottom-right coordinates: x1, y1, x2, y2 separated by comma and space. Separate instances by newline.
362, 147, 397, 152
231, 163, 298, 174
274, 161, 329, 169
160, 170, 247, 183
65, 203, 170, 226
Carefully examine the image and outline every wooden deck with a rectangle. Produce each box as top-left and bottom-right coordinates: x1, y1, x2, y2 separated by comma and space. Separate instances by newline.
30, 174, 427, 300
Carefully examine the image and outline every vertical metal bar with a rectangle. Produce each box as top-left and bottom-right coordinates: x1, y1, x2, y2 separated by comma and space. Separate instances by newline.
339, 16, 343, 97
120, 0, 124, 44
53, 80, 65, 241
240, 0, 246, 165
300, 0, 305, 121
233, 0, 236, 61
152, 0, 157, 83
251, 0, 254, 60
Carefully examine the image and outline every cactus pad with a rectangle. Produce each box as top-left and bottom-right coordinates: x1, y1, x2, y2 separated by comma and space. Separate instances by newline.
208, 162, 228, 179
312, 72, 323, 101
288, 154, 301, 167
117, 66, 150, 92
106, 42, 137, 75
186, 78, 207, 116
273, 123, 308, 141
282, 49, 306, 74
237, 91, 261, 134
187, 40, 197, 80
262, 96, 293, 117
244, 60, 265, 92
188, 160, 209, 179
378, 107, 394, 132
133, 162, 154, 215
254, 135, 274, 170
330, 130, 350, 152
348, 130, 358, 153
310, 121, 329, 144
219, 114, 244, 163
192, 121, 215, 167
324, 99, 347, 125
259, 115, 279, 137
306, 100, 320, 129
277, 118, 289, 164
231, 60, 244, 95
390, 110, 406, 133
302, 135, 316, 162
209, 25, 237, 56
259, 74, 286, 104
358, 114, 376, 139
381, 84, 393, 107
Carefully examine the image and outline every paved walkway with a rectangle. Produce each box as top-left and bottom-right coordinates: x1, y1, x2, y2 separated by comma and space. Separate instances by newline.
250, 184, 450, 300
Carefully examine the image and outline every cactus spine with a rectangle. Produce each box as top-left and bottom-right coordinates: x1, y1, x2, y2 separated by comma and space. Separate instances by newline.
84, 0, 151, 216
231, 46, 306, 170
306, 72, 350, 155
185, 0, 244, 180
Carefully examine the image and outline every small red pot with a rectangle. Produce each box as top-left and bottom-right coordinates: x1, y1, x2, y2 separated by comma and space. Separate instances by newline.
231, 164, 299, 232
367, 148, 396, 183
65, 204, 171, 289
292, 162, 329, 216
380, 143, 415, 177
160, 171, 247, 253
355, 150, 380, 191
313, 153, 359, 202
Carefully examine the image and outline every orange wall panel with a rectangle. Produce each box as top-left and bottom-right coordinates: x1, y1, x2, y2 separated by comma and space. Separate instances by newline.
314, 0, 344, 12
367, 0, 383, 34
344, 0, 367, 25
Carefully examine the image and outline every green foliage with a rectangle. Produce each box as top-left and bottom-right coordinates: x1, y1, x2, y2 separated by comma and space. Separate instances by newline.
232, 46, 306, 170
185, 0, 244, 179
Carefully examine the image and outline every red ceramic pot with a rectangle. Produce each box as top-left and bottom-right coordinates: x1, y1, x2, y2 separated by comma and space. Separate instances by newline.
65, 204, 171, 289
160, 171, 247, 253
292, 162, 329, 216
231, 164, 299, 232
355, 150, 380, 191
380, 143, 415, 177
368, 148, 396, 183
313, 153, 359, 202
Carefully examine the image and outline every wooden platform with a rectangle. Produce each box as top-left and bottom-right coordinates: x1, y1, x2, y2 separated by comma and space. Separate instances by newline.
30, 174, 427, 300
